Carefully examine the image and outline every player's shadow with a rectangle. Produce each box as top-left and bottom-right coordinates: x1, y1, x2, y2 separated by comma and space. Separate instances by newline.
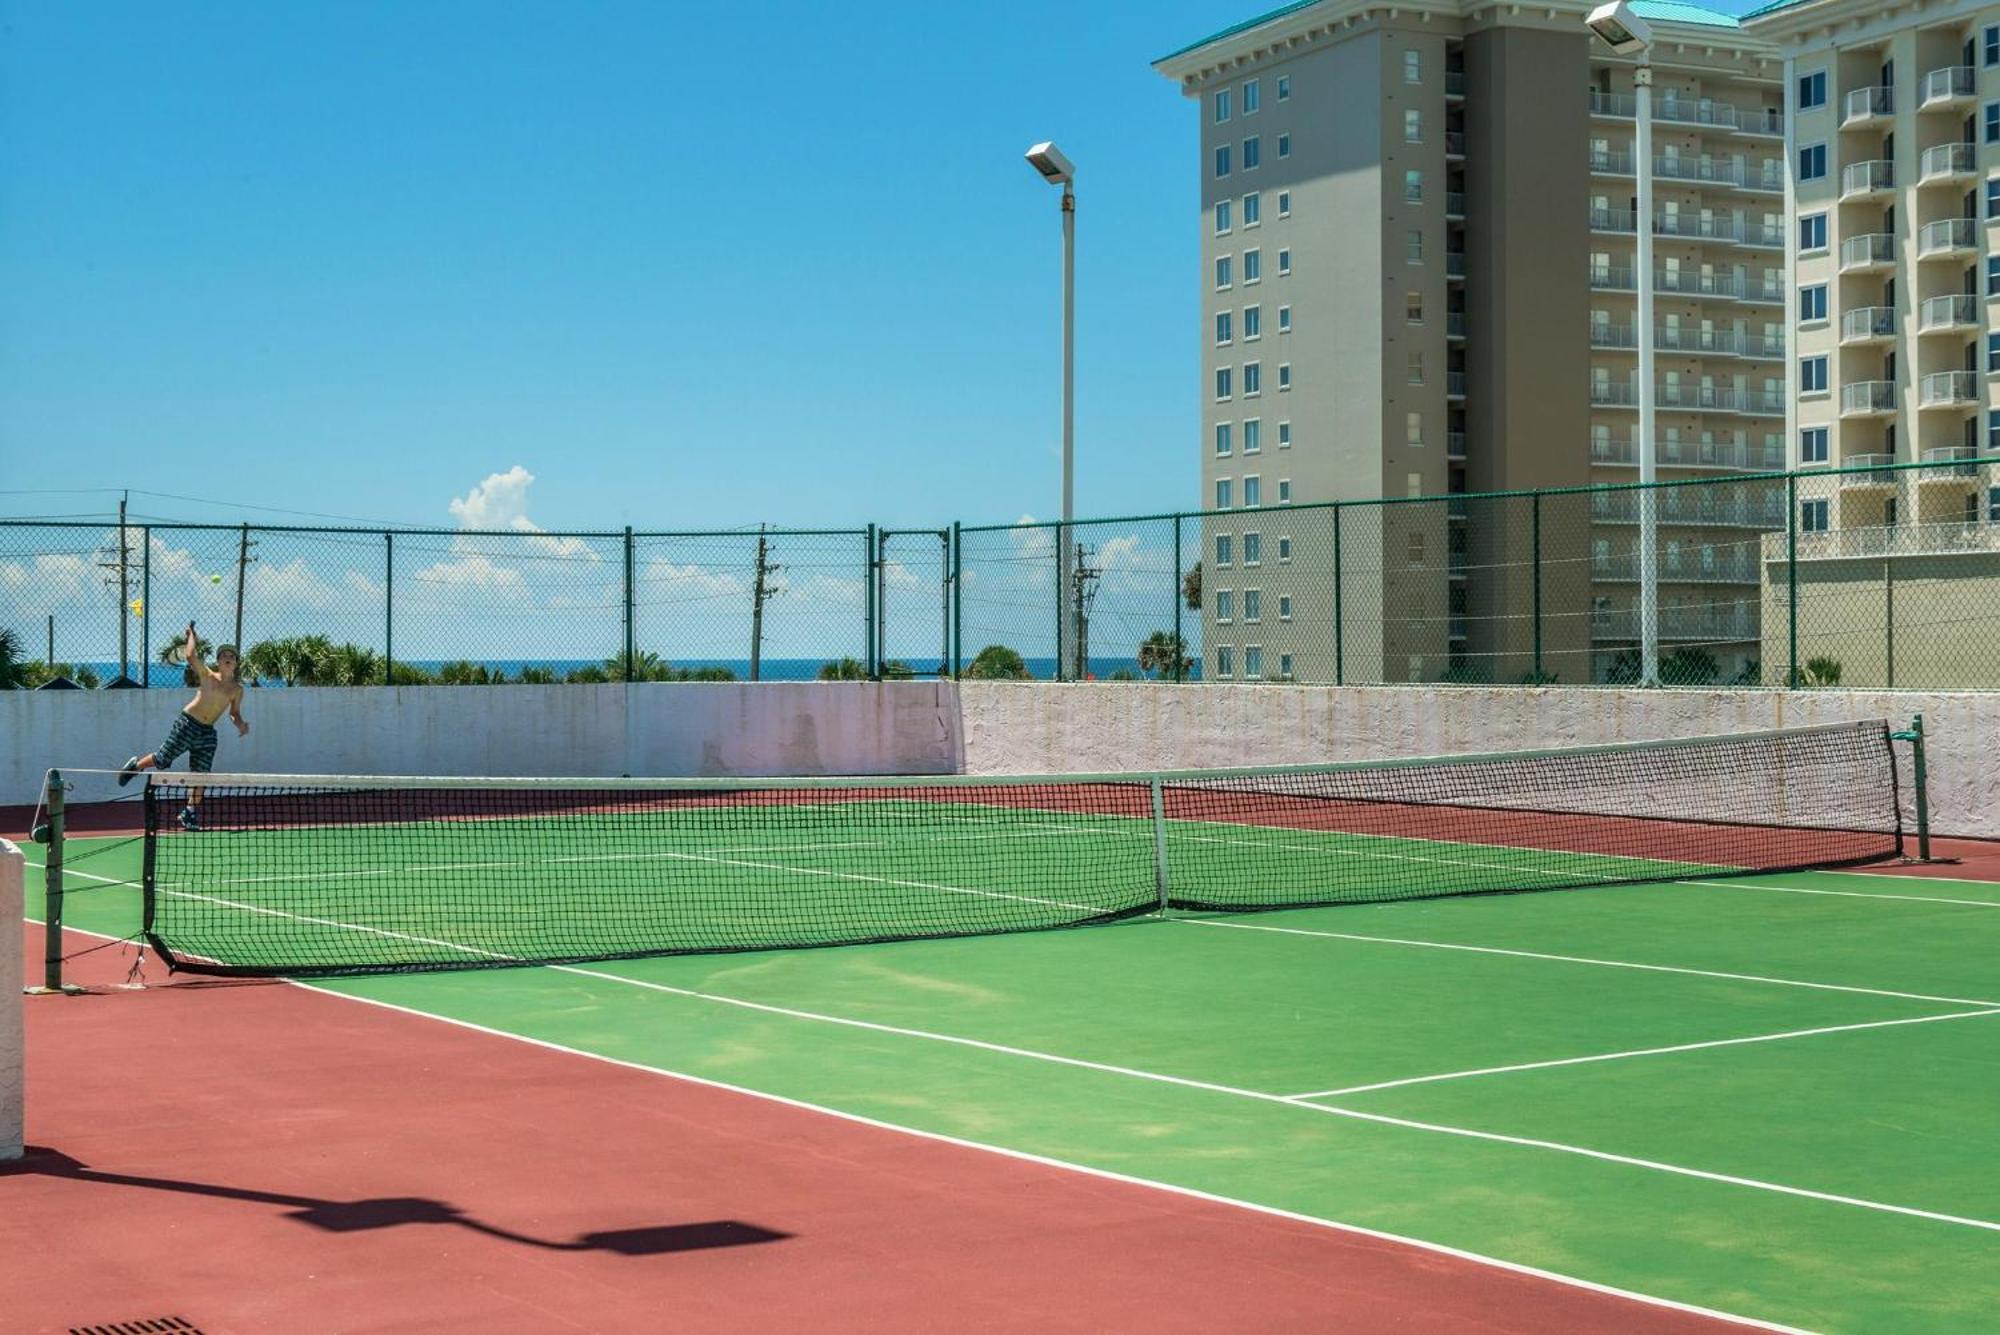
7, 1146, 789, 1256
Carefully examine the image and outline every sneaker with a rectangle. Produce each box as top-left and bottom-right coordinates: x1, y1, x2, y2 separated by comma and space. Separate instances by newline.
177, 806, 202, 832
117, 756, 141, 788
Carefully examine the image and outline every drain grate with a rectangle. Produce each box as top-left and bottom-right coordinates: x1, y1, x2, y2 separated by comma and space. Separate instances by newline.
70, 1320, 203, 1335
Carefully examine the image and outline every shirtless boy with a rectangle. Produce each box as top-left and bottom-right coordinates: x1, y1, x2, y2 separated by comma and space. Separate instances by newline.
117, 622, 250, 830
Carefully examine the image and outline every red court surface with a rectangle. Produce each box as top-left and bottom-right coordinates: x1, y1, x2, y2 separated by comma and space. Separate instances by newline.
4, 925, 1767, 1335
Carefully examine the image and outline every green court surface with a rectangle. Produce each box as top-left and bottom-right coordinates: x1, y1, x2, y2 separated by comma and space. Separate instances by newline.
22, 834, 2000, 1332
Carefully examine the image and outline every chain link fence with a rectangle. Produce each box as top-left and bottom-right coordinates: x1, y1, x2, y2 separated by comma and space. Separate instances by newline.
4, 455, 1998, 689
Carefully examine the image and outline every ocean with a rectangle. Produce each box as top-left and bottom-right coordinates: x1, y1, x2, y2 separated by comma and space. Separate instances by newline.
74, 656, 1197, 688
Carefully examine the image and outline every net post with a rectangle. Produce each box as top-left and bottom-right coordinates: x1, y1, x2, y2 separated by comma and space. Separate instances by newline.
1785, 471, 1799, 686
1149, 774, 1170, 916
950, 522, 963, 679
35, 770, 66, 994
1530, 494, 1543, 682
622, 526, 636, 682
1891, 713, 1934, 861
1172, 512, 1184, 683
1332, 503, 1344, 686
383, 531, 394, 686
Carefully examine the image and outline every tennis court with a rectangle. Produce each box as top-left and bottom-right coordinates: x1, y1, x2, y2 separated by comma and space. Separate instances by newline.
12, 723, 2000, 1331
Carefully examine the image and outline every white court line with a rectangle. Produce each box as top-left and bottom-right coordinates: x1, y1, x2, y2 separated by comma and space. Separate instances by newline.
18, 912, 1810, 1335
28, 855, 2000, 1238
1285, 1007, 2000, 1099
1672, 879, 2000, 910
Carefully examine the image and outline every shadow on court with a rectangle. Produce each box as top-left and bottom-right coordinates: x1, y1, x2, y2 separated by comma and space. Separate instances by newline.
4, 1146, 790, 1256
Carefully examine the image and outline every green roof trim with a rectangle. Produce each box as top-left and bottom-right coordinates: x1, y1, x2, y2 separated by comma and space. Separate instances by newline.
1158, 0, 1753, 68
1739, 0, 1815, 19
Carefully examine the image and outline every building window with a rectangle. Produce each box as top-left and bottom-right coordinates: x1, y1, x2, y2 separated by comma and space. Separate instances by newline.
1800, 356, 1828, 394
1244, 591, 1262, 624
1215, 311, 1233, 345
1242, 78, 1260, 114
1244, 249, 1262, 283
1989, 333, 2000, 373
1277, 306, 1291, 332
1244, 476, 1261, 507
1988, 255, 2000, 296
1244, 305, 1262, 339
1987, 103, 2000, 144
1407, 291, 1424, 323
1988, 179, 2000, 219
1277, 75, 1290, 100
1215, 367, 1232, 400
1408, 352, 1425, 385
1277, 421, 1291, 447
1216, 534, 1233, 566
1215, 646, 1233, 678
1277, 191, 1291, 217
1215, 200, 1232, 234
1799, 213, 1826, 252
1215, 144, 1231, 177
1278, 536, 1292, 562
1798, 143, 1825, 181
1276, 480, 1289, 502
1404, 49, 1422, 84
1216, 590, 1234, 621
1800, 426, 1827, 464
1404, 109, 1422, 143
1215, 479, 1232, 509
1987, 26, 1999, 66
1276, 133, 1290, 158
1277, 249, 1291, 276
1243, 418, 1261, 453
1405, 169, 1423, 203
1244, 645, 1263, 677
1216, 256, 1232, 289
1243, 136, 1261, 169
1214, 89, 1231, 122
1279, 596, 1292, 621
1407, 411, 1423, 445
1243, 192, 1261, 226
1800, 284, 1827, 323
1407, 230, 1424, 262
1243, 533, 1261, 564
1990, 411, 2000, 451
1278, 363, 1291, 390
1797, 70, 1825, 110
1214, 422, 1232, 456
1800, 499, 1829, 532
1244, 362, 1262, 396
1407, 532, 1426, 564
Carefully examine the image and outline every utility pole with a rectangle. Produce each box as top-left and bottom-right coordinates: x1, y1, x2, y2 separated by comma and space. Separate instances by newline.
233, 523, 258, 652
95, 493, 138, 684
1070, 540, 1101, 679
749, 525, 781, 682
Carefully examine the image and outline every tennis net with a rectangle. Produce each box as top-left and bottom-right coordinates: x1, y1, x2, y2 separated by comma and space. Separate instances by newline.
138, 720, 1906, 976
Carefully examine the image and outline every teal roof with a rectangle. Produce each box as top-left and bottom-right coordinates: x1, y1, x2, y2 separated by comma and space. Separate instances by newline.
1158, 1, 1752, 67
1739, 0, 1814, 19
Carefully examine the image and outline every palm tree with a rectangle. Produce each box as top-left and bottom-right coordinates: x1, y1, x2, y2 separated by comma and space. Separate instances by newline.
323, 643, 382, 686
965, 644, 1030, 680
0, 627, 24, 689
818, 657, 868, 680
1182, 561, 1203, 611
1136, 631, 1190, 680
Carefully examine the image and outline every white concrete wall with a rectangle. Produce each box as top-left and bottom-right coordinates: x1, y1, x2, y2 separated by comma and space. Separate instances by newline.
1, 839, 22, 1159
0, 682, 964, 807
958, 683, 2000, 839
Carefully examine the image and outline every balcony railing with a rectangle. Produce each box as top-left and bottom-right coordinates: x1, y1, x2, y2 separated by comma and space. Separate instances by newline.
1920, 142, 1978, 183
1589, 265, 1637, 291
1590, 380, 1638, 406
1585, 90, 1781, 137
1446, 311, 1466, 338
1446, 251, 1467, 278
1590, 491, 1786, 528
1445, 70, 1466, 97
1840, 306, 1897, 342
1780, 519, 2000, 562
1919, 445, 1983, 479
1446, 191, 1466, 217
1656, 269, 1741, 298
1739, 107, 1784, 138
1445, 131, 1465, 157
1590, 321, 1637, 348
1918, 217, 1979, 257
1919, 370, 1979, 407
1590, 607, 1761, 642
1589, 437, 1786, 470
1589, 147, 1636, 175
1923, 66, 1977, 108
1839, 232, 1897, 271
1841, 160, 1896, 198
1446, 371, 1467, 398
1588, 206, 1637, 233
1837, 452, 1899, 483
1843, 85, 1894, 124
1447, 432, 1467, 459
1654, 155, 1741, 186
1840, 382, 1897, 416
1593, 551, 1760, 583
1920, 294, 1981, 331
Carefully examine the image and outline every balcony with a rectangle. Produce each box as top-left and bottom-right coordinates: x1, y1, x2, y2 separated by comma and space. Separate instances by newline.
1589, 147, 1636, 176
1589, 264, 1637, 291
1590, 437, 1787, 471
1838, 232, 1897, 273
1655, 212, 1739, 243
1589, 89, 1635, 118
1920, 293, 1981, 333
1843, 85, 1895, 127
1446, 191, 1466, 218
1589, 205, 1637, 234
1656, 268, 1741, 299
1918, 217, 1979, 258
1590, 607, 1761, 643
1920, 142, 1978, 184
1919, 370, 1979, 409
1919, 445, 1983, 482
1591, 491, 1786, 528
1839, 382, 1897, 417
1923, 66, 1978, 110
1590, 321, 1637, 349
1781, 520, 2000, 561
1592, 551, 1760, 584
1446, 311, 1466, 339
1445, 131, 1465, 158
1445, 70, 1465, 99
1447, 432, 1467, 460
1737, 107, 1784, 138
1841, 160, 1896, 199
1840, 306, 1897, 344
1590, 379, 1638, 407
1837, 452, 1898, 487
1743, 162, 1785, 194
1742, 220, 1784, 248
1654, 155, 1741, 187
1446, 251, 1467, 280
1657, 96, 1738, 130
1446, 371, 1467, 400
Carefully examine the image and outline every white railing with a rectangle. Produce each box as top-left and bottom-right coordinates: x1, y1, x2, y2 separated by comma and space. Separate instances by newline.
1839, 233, 1897, 268
1920, 294, 1980, 331
1841, 160, 1896, 196
1841, 306, 1896, 341
1919, 217, 1978, 255
1923, 66, 1977, 107
1774, 520, 2000, 561
1840, 384, 1897, 415
1921, 143, 1977, 182
1844, 86, 1894, 122
1919, 370, 1979, 406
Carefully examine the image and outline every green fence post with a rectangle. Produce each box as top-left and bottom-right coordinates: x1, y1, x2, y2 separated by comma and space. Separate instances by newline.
864, 524, 878, 679
623, 526, 635, 681
950, 522, 963, 679
383, 531, 394, 685
1332, 503, 1344, 686
140, 526, 151, 689
1172, 513, 1184, 683
1786, 471, 1799, 687
1530, 494, 1543, 682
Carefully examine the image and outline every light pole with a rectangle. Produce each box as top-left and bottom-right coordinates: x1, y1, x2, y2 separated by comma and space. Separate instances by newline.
1587, 2, 1659, 686
1026, 140, 1079, 679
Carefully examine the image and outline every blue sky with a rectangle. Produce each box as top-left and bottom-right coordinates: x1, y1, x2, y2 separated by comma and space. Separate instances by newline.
1, 0, 1764, 534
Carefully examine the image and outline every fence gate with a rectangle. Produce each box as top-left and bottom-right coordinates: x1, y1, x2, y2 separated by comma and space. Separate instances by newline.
874, 528, 950, 678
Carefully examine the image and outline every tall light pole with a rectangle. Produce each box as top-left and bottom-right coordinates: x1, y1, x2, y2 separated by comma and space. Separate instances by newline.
1026, 141, 1079, 679
1588, 2, 1659, 686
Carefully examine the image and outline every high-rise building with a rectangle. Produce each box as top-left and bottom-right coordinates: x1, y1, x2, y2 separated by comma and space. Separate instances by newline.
1745, 0, 2000, 686
1155, 2, 1787, 684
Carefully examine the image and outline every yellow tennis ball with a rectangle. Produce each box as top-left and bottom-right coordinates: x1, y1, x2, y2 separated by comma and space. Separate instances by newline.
211, 574, 223, 584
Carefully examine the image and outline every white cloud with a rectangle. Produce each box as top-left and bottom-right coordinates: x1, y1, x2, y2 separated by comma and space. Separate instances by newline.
447, 466, 599, 560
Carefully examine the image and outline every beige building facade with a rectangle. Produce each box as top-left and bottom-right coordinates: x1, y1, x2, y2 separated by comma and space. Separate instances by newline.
1156, 1, 1787, 685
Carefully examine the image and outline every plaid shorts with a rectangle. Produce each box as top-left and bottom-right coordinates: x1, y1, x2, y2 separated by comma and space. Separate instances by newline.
155, 713, 219, 773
